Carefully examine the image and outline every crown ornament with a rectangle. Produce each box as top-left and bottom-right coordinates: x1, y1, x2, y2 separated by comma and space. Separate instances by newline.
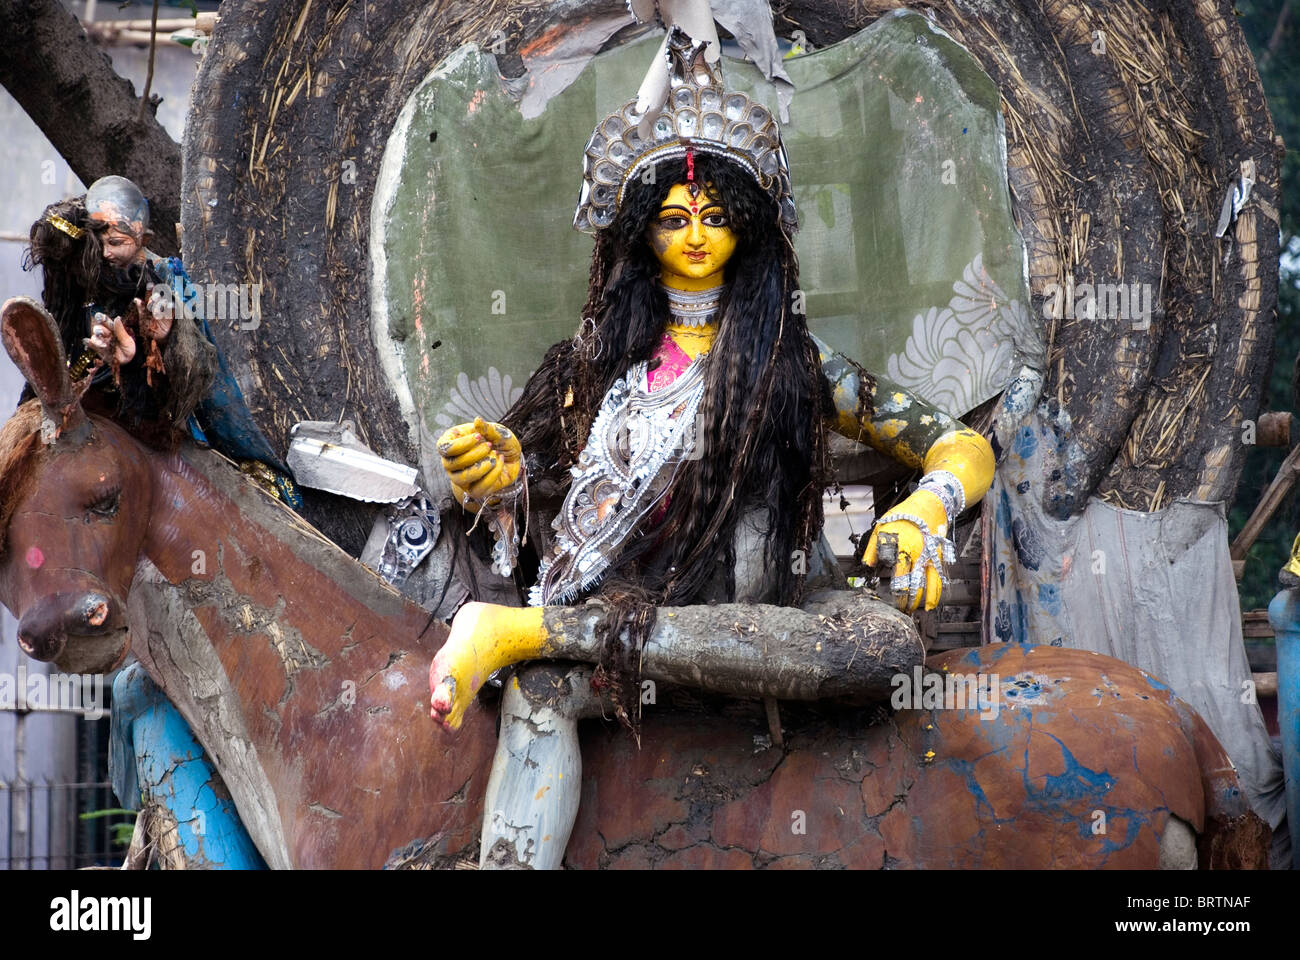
573, 26, 797, 234
43, 214, 84, 240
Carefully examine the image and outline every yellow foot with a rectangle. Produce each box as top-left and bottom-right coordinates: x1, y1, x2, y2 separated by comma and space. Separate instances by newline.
428, 602, 548, 730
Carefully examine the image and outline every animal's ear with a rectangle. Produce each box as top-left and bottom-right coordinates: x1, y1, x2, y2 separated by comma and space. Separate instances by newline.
1, 297, 89, 445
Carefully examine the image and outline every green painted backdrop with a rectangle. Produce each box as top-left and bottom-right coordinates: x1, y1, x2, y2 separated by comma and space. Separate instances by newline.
373, 10, 1035, 442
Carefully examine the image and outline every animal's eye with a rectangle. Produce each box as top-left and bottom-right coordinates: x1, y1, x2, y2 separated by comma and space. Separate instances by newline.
87, 490, 120, 519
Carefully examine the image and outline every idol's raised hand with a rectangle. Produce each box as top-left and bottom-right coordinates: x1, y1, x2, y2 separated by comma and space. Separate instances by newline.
437, 417, 523, 508
86, 312, 136, 365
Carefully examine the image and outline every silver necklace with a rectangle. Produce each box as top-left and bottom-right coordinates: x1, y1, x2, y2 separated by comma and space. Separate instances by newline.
660, 281, 727, 328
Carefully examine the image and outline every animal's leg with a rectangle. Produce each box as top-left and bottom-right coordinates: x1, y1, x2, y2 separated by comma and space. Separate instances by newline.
480, 663, 606, 870
110, 663, 266, 869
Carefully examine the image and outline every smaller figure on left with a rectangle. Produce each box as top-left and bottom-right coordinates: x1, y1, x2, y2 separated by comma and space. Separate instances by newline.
24, 176, 300, 507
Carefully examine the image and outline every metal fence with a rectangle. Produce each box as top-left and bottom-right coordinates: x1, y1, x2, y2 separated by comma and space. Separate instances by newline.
0, 779, 130, 869
0, 707, 129, 870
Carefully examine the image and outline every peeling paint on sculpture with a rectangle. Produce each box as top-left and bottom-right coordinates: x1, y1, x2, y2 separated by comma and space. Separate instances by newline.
111, 663, 266, 869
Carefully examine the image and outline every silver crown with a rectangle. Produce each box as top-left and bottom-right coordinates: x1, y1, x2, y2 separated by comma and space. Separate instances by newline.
573, 27, 798, 234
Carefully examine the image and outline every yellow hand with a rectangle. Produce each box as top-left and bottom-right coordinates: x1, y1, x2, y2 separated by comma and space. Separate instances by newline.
861, 490, 948, 612
437, 417, 523, 508
859, 429, 993, 612
428, 602, 548, 730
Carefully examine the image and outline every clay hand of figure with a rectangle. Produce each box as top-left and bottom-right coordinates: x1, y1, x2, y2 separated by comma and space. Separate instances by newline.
862, 428, 995, 613
140, 288, 175, 342
861, 489, 949, 613
429, 602, 547, 730
85, 313, 137, 365
437, 417, 523, 509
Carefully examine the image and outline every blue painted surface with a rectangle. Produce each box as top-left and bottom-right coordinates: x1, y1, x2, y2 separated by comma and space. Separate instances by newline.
1267, 588, 1300, 868
1139, 672, 1172, 693
110, 664, 265, 869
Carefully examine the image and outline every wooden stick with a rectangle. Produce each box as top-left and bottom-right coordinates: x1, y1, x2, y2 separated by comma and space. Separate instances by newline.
1229, 440, 1300, 563
85, 17, 209, 34
764, 697, 784, 748
120, 807, 154, 870
135, 0, 160, 126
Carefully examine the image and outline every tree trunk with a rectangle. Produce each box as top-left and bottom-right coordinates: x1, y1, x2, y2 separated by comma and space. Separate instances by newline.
0, 0, 182, 255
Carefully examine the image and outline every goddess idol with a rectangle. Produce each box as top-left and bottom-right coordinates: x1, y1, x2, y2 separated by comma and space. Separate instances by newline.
428, 28, 995, 868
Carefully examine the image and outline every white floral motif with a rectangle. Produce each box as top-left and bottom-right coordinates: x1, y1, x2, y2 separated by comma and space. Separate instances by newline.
434, 367, 525, 428
886, 254, 1026, 416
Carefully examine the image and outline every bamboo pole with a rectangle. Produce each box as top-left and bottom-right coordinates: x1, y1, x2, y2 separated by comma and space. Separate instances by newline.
1229, 440, 1300, 567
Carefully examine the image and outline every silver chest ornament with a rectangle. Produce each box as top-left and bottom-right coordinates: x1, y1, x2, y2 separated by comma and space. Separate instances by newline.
529, 353, 708, 606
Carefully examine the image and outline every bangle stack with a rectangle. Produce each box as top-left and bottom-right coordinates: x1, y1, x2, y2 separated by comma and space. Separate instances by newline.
876, 469, 967, 601
917, 469, 966, 521
68, 351, 100, 381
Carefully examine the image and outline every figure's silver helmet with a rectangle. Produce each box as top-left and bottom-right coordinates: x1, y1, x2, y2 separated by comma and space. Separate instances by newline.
85, 175, 150, 238
573, 27, 797, 234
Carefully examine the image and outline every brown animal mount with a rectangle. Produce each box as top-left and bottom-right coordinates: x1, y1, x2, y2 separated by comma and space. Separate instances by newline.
0, 297, 1271, 869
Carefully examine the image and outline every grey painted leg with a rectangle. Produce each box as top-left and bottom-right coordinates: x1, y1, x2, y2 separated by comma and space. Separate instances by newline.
480, 663, 606, 869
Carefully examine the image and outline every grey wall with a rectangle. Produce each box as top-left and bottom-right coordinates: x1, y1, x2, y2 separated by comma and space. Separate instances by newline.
0, 1, 200, 867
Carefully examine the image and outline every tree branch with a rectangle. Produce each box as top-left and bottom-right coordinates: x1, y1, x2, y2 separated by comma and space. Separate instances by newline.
137, 0, 161, 126
0, 0, 183, 255
1260, 0, 1292, 70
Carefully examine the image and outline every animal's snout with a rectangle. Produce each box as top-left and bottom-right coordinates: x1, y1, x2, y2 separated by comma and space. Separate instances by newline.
16, 627, 64, 663
17, 591, 118, 662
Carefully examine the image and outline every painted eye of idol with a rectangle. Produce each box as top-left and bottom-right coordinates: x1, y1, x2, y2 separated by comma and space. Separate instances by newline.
649, 182, 739, 290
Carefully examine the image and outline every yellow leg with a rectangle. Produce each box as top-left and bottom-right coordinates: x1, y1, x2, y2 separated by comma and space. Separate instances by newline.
429, 603, 548, 730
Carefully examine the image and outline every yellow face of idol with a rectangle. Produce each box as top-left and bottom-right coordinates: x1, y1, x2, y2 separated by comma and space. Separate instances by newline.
647, 182, 738, 291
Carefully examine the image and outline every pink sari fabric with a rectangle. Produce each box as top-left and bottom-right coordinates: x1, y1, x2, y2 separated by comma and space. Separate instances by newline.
646, 332, 695, 393
644, 331, 699, 527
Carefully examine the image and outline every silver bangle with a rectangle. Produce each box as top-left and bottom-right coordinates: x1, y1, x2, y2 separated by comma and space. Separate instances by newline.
462, 465, 530, 578
877, 511, 933, 534
917, 469, 966, 522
